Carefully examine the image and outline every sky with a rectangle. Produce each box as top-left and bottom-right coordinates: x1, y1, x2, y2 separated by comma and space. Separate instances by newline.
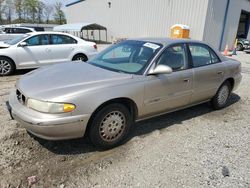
41, 0, 72, 7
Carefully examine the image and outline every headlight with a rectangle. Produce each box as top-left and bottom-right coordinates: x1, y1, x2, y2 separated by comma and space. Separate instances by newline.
27, 99, 76, 113
244, 41, 249, 45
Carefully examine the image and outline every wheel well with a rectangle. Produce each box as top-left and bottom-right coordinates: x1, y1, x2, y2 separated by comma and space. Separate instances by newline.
85, 98, 138, 134
0, 56, 16, 69
72, 53, 88, 61
225, 78, 234, 90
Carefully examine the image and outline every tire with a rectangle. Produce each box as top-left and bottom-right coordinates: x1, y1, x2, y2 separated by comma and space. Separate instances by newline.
236, 43, 244, 51
72, 54, 88, 62
0, 57, 15, 76
89, 103, 132, 149
211, 81, 232, 110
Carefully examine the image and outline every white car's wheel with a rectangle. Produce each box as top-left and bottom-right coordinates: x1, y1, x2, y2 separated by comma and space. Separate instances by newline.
72, 54, 88, 62
0, 57, 15, 76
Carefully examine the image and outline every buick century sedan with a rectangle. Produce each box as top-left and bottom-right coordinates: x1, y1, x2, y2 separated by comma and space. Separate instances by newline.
7, 38, 242, 149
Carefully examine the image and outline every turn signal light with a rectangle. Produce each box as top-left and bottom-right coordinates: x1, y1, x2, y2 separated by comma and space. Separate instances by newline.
63, 104, 76, 112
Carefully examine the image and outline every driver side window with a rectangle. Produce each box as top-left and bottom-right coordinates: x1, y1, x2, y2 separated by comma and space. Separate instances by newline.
156, 44, 187, 71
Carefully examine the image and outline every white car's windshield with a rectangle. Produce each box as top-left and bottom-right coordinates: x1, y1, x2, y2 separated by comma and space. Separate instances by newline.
5, 34, 29, 45
90, 40, 162, 74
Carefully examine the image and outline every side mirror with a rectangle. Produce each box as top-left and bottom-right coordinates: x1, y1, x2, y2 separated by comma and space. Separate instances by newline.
148, 65, 173, 75
19, 42, 27, 47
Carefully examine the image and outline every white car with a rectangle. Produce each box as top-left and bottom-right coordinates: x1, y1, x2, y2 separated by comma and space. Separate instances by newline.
0, 32, 98, 76
0, 27, 38, 42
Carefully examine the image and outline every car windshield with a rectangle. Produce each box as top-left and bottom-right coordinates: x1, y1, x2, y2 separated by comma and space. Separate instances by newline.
89, 40, 162, 74
5, 34, 29, 45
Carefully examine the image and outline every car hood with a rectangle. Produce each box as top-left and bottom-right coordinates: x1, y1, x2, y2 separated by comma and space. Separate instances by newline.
17, 62, 133, 100
0, 42, 10, 48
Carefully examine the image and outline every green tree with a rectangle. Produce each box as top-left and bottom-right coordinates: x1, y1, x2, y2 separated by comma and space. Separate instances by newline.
15, 0, 23, 23
24, 0, 39, 23
0, 0, 5, 24
44, 4, 53, 24
4, 0, 14, 24
54, 1, 66, 24
37, 1, 45, 23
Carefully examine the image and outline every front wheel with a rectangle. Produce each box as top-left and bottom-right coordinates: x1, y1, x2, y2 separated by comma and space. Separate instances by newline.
0, 57, 15, 76
89, 103, 132, 149
211, 81, 232, 110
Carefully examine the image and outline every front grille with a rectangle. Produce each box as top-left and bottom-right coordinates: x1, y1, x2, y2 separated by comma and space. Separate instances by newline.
16, 90, 26, 105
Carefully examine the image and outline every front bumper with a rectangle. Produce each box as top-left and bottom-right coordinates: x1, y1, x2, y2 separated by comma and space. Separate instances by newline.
7, 90, 91, 140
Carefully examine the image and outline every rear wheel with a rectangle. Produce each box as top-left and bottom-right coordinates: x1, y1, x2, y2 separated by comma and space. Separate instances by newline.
211, 81, 232, 110
0, 57, 15, 76
89, 103, 132, 149
72, 54, 88, 62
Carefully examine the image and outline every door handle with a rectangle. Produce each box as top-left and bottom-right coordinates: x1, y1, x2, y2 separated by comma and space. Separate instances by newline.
183, 78, 190, 83
217, 71, 224, 75
45, 48, 51, 53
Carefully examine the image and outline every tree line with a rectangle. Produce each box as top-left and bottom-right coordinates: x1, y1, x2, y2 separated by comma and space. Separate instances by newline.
0, 0, 66, 25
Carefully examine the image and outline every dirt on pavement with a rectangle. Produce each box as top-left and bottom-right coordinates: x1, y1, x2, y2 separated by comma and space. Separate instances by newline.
0, 53, 249, 187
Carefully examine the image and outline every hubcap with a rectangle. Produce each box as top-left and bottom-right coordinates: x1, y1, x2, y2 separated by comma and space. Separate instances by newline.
74, 56, 86, 61
76, 57, 84, 61
99, 111, 126, 142
218, 85, 229, 106
0, 60, 11, 75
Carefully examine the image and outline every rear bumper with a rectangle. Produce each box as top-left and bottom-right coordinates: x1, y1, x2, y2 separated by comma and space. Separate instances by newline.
7, 90, 91, 140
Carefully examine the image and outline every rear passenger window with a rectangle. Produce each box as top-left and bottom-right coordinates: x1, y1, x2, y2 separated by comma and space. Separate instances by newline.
189, 44, 220, 67
156, 44, 187, 71
51, 35, 77, 45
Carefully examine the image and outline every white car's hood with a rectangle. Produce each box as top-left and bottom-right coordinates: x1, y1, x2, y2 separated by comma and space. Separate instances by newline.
17, 62, 133, 100
0, 42, 10, 48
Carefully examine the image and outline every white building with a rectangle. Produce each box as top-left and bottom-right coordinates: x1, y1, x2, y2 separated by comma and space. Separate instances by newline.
65, 0, 250, 50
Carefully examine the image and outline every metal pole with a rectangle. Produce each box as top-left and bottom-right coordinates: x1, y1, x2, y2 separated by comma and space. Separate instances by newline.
106, 29, 107, 42
99, 30, 101, 41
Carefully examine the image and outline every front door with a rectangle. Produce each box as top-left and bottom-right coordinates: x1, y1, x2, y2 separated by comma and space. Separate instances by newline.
144, 44, 193, 117
16, 34, 51, 68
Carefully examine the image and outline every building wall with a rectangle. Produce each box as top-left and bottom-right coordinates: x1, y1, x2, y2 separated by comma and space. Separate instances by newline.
223, 0, 250, 49
66, 0, 209, 42
202, 0, 228, 49
204, 0, 250, 50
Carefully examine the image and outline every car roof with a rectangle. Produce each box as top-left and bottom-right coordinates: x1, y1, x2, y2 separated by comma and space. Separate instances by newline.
129, 37, 226, 61
28, 31, 74, 36
5, 26, 35, 30
130, 37, 205, 47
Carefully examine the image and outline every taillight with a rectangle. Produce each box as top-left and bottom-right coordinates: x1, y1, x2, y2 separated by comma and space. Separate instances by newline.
93, 44, 97, 50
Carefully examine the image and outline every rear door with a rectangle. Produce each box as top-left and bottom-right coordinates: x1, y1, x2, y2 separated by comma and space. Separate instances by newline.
48, 34, 78, 63
188, 43, 225, 103
143, 43, 193, 116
